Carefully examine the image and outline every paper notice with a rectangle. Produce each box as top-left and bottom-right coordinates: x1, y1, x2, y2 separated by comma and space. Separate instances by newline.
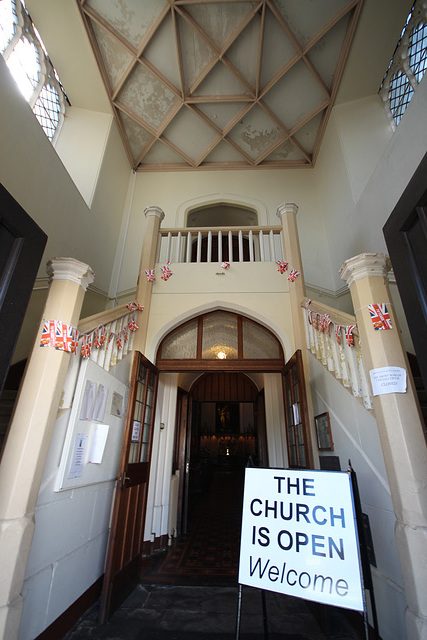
369, 366, 407, 396
88, 424, 109, 464
68, 433, 88, 478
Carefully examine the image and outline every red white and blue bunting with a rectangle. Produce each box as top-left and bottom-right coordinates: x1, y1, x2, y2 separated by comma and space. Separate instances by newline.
304, 300, 357, 348
40, 300, 143, 358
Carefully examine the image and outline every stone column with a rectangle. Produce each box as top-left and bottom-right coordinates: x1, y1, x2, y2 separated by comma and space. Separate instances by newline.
340, 252, 427, 640
0, 257, 94, 640
133, 206, 165, 353
276, 203, 316, 469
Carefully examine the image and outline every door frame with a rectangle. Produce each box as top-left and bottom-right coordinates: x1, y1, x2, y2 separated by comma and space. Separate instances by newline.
383, 150, 427, 388
0, 184, 47, 395
99, 351, 158, 622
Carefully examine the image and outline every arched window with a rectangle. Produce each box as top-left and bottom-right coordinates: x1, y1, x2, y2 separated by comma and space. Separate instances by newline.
379, 0, 427, 128
0, 0, 68, 142
187, 203, 258, 263
157, 311, 284, 371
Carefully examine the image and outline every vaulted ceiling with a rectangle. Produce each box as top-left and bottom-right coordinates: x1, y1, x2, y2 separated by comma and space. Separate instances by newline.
77, 0, 363, 172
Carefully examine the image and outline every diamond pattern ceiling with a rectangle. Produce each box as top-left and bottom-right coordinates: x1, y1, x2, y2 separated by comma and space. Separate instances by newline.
77, 0, 363, 171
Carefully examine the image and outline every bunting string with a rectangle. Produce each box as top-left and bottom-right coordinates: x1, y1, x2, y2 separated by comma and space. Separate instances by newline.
40, 300, 143, 357
304, 300, 358, 348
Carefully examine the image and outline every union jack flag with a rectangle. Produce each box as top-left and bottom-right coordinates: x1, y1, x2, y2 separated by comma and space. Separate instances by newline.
221, 262, 230, 270
81, 334, 92, 359
145, 269, 155, 282
123, 326, 129, 343
40, 321, 53, 347
61, 322, 78, 353
276, 260, 288, 274
116, 333, 123, 350
345, 325, 356, 347
70, 327, 79, 355
161, 264, 173, 281
128, 318, 139, 332
368, 303, 392, 330
134, 301, 144, 311
93, 328, 101, 349
304, 299, 312, 309
312, 314, 318, 330
126, 302, 136, 311
99, 326, 107, 346
335, 324, 341, 345
287, 268, 300, 282
323, 314, 331, 333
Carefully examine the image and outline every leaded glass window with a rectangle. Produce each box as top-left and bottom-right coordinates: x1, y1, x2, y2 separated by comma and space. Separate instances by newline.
379, 1, 427, 129
0, 0, 68, 142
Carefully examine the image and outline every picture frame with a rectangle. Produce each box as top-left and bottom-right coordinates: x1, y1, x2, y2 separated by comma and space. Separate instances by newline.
315, 412, 334, 451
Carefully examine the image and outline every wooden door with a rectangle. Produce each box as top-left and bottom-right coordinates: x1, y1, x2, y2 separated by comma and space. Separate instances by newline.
282, 350, 312, 469
173, 389, 190, 537
383, 151, 427, 389
0, 184, 47, 395
99, 352, 158, 622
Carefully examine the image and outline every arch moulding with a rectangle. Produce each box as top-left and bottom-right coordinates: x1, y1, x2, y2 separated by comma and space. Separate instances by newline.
145, 299, 293, 365
175, 193, 269, 227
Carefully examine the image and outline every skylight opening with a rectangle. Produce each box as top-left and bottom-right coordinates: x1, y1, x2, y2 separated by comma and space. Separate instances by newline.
0, 0, 68, 143
379, 1, 427, 130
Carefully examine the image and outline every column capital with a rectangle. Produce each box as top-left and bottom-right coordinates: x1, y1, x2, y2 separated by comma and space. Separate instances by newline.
340, 252, 391, 288
46, 257, 95, 291
276, 202, 299, 219
143, 205, 165, 221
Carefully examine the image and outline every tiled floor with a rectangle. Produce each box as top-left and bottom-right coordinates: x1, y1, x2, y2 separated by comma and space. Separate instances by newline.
64, 467, 366, 639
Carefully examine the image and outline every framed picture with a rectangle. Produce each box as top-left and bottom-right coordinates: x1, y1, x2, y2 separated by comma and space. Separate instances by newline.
315, 412, 334, 451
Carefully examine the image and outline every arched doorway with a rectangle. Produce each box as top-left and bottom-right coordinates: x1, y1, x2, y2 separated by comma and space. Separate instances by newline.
151, 310, 285, 583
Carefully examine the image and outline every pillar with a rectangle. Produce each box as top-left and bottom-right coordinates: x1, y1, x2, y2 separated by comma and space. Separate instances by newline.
0, 257, 94, 640
133, 205, 165, 353
340, 252, 427, 640
276, 203, 316, 469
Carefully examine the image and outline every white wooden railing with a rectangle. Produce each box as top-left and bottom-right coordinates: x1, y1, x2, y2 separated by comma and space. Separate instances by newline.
77, 304, 136, 371
157, 226, 284, 263
301, 298, 373, 409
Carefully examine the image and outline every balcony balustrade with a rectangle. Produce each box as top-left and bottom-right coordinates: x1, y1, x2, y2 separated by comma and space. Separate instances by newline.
157, 226, 284, 264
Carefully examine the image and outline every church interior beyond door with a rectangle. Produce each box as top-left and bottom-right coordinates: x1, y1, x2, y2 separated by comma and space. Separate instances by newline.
141, 372, 267, 585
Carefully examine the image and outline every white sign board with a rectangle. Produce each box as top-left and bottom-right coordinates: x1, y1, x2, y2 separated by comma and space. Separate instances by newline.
369, 366, 406, 396
238, 468, 363, 611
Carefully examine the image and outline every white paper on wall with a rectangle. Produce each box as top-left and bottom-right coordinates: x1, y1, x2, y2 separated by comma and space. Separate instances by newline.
88, 424, 109, 463
68, 433, 88, 478
369, 366, 407, 396
92, 384, 108, 421
80, 380, 97, 420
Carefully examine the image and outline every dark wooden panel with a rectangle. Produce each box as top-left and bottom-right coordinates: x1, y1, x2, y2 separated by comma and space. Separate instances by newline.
191, 372, 258, 401
383, 151, 427, 388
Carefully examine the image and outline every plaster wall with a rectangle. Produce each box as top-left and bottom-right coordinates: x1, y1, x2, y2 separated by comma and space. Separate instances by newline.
308, 354, 406, 640
18, 357, 131, 640
0, 57, 130, 294
314, 76, 427, 290
55, 107, 113, 208
114, 168, 328, 295
144, 263, 295, 364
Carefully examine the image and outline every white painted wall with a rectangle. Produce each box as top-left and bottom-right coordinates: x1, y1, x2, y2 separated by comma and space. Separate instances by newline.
55, 107, 113, 208
308, 354, 406, 640
0, 57, 131, 295
18, 356, 131, 640
145, 263, 294, 364
314, 77, 427, 291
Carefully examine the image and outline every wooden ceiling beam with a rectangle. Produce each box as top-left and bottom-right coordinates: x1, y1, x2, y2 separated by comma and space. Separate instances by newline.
256, 3, 266, 98
172, 7, 185, 99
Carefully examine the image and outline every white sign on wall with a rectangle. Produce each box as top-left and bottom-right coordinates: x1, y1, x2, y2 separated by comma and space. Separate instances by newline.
238, 468, 363, 611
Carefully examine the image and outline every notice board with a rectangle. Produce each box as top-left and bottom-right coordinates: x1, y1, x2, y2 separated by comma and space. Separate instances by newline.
56, 358, 129, 491
238, 468, 363, 611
